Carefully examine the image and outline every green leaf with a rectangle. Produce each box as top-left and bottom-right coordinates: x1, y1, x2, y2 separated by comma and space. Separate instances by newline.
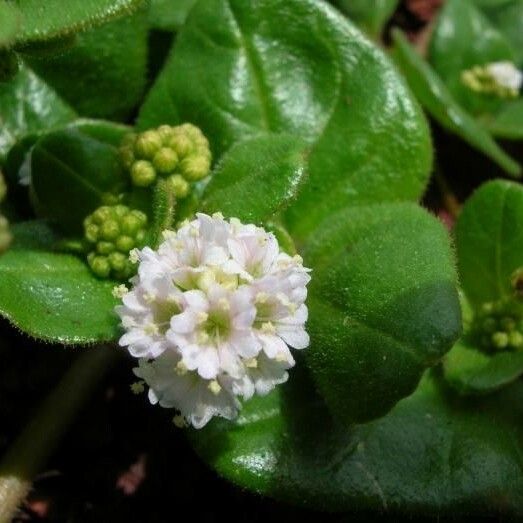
138, 0, 432, 241
455, 180, 523, 308
31, 128, 126, 235
0, 1, 20, 48
443, 339, 523, 394
0, 66, 75, 163
13, 0, 145, 46
202, 135, 307, 224
302, 202, 460, 423
429, 0, 523, 139
330, 0, 399, 37
0, 221, 119, 344
392, 30, 521, 178
148, 0, 197, 31
24, 10, 148, 120
189, 370, 523, 515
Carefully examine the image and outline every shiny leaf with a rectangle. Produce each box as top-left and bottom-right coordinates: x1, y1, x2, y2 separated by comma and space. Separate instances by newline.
138, 0, 432, 241
189, 370, 523, 515
0, 221, 119, 344
0, 66, 75, 162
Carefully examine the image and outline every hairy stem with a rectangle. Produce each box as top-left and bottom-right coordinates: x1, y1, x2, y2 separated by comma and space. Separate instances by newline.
0, 345, 119, 522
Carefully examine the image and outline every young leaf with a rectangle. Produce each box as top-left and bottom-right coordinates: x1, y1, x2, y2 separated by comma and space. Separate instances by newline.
391, 30, 521, 178
302, 202, 461, 423
455, 180, 523, 308
13, 0, 145, 46
138, 0, 432, 241
443, 339, 523, 394
0, 221, 119, 344
31, 128, 126, 235
202, 135, 307, 224
330, 0, 399, 37
189, 370, 523, 515
24, 11, 148, 120
0, 66, 76, 162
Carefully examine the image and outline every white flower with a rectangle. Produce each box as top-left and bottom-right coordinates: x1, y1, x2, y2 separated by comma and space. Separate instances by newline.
486, 61, 523, 92
116, 213, 311, 428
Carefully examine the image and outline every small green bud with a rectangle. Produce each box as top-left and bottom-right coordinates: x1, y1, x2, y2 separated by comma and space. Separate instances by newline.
97, 241, 115, 255
119, 145, 135, 170
84, 223, 99, 243
157, 125, 175, 142
88, 253, 111, 279
84, 204, 148, 280
509, 331, 523, 349
108, 252, 127, 272
100, 220, 120, 241
131, 160, 157, 187
168, 174, 190, 198
500, 317, 516, 332
0, 215, 12, 254
153, 147, 178, 174
492, 331, 509, 350
116, 235, 135, 252
169, 132, 193, 157
135, 130, 162, 159
180, 155, 211, 181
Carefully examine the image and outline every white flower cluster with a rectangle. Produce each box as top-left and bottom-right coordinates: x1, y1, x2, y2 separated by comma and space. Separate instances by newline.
116, 213, 311, 428
486, 61, 523, 92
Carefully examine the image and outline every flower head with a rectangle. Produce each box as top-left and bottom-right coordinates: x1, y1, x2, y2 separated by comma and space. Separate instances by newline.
461, 61, 523, 99
116, 213, 310, 428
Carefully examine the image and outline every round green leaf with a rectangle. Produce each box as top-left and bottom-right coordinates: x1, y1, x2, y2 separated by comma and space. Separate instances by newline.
392, 30, 521, 177
443, 339, 523, 394
189, 370, 523, 515
202, 134, 307, 224
302, 202, 461, 423
0, 221, 119, 344
138, 0, 432, 241
31, 128, 126, 235
455, 180, 523, 308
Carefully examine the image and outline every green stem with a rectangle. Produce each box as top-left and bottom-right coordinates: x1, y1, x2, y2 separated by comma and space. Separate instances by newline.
147, 178, 177, 249
0, 345, 119, 522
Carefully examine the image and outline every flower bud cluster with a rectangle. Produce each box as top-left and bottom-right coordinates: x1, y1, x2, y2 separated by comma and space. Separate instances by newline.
472, 298, 523, 352
119, 124, 212, 196
461, 61, 523, 99
84, 204, 148, 280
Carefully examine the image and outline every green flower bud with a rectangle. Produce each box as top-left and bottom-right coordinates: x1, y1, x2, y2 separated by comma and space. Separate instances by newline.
168, 174, 190, 198
84, 204, 148, 280
131, 160, 157, 187
135, 130, 163, 159
153, 147, 178, 174
87, 253, 111, 279
0, 215, 12, 254
509, 331, 523, 350
492, 331, 509, 350
121, 123, 212, 193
